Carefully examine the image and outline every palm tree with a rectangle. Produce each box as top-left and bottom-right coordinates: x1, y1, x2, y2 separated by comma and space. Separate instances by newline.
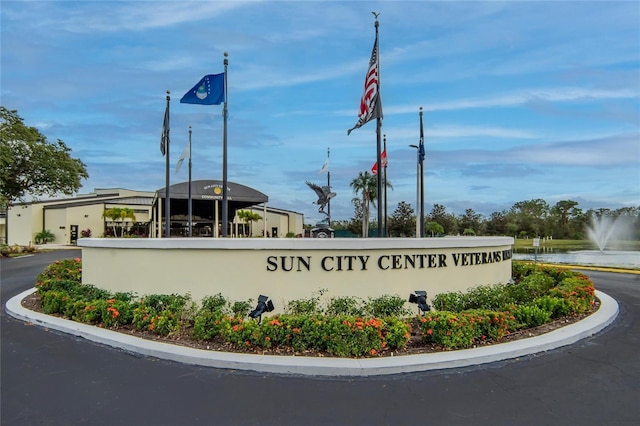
425, 221, 444, 237
102, 207, 136, 237
236, 209, 262, 237
118, 208, 137, 236
350, 171, 378, 237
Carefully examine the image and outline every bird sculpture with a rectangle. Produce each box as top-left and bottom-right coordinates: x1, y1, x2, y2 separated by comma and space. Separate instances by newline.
305, 181, 336, 216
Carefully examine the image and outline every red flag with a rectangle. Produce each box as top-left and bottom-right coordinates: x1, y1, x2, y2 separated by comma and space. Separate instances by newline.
371, 149, 387, 175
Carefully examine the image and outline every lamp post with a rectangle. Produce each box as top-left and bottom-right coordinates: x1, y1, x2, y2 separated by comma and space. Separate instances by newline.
409, 144, 420, 237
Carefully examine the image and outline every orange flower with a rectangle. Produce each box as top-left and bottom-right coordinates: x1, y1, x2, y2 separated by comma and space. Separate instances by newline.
149, 323, 155, 331
369, 349, 377, 355
269, 319, 281, 326
426, 329, 433, 335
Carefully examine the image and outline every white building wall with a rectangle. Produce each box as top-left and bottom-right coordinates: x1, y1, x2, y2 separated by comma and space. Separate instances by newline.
245, 207, 303, 238
44, 208, 68, 245
8, 204, 42, 246
67, 204, 105, 239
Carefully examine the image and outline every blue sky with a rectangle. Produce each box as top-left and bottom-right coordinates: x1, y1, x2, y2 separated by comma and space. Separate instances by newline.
2, 1, 639, 224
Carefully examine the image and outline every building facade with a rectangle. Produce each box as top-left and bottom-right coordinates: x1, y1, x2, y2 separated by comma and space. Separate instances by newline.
6, 181, 304, 246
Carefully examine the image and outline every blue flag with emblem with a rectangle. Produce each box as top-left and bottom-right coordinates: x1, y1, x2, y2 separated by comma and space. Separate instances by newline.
180, 73, 225, 105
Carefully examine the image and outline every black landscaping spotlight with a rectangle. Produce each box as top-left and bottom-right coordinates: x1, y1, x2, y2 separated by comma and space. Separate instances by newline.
249, 295, 274, 324
409, 290, 431, 315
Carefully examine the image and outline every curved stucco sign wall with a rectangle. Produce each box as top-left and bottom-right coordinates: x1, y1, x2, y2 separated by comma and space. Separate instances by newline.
78, 237, 514, 313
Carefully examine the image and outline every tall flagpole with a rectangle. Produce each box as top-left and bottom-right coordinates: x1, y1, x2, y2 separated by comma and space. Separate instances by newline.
222, 52, 229, 237
188, 125, 193, 237
415, 147, 420, 237
383, 134, 388, 237
419, 107, 425, 238
374, 16, 384, 237
327, 147, 331, 225
164, 90, 171, 238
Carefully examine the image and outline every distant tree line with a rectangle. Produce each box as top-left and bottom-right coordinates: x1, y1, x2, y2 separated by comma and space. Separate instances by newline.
333, 198, 640, 240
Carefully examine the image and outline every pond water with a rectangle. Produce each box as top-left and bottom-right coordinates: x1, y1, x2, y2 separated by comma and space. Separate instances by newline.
513, 249, 640, 269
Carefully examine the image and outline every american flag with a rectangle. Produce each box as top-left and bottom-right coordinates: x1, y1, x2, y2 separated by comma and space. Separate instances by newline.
348, 34, 382, 135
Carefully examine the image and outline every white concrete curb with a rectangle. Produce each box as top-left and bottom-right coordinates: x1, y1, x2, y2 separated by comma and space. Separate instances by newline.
5, 289, 618, 376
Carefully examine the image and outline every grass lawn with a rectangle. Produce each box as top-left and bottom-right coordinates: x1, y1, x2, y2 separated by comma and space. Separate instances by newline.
513, 238, 640, 251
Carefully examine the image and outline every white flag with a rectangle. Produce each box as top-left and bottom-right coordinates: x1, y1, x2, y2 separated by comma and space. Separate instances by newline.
176, 143, 190, 173
319, 159, 329, 174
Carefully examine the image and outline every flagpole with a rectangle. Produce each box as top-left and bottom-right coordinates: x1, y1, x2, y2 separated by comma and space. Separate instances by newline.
416, 147, 420, 237
419, 107, 425, 238
374, 17, 384, 238
222, 52, 229, 237
188, 125, 193, 237
327, 147, 331, 225
164, 90, 171, 238
383, 135, 388, 237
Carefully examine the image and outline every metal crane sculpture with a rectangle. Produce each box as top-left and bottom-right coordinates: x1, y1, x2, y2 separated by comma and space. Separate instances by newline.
305, 181, 336, 217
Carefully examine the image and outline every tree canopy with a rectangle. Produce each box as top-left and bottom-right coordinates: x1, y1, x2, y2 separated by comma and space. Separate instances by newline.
388, 201, 415, 237
0, 107, 89, 206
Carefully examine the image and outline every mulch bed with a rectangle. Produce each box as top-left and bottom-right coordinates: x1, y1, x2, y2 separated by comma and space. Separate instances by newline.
21, 291, 599, 358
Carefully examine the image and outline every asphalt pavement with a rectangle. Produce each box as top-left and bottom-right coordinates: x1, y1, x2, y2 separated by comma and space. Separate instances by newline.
2, 250, 639, 425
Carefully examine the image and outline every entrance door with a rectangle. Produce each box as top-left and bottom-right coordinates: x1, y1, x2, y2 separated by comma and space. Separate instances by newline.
70, 225, 79, 245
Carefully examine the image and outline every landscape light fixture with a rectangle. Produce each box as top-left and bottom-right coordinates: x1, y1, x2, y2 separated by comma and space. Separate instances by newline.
248, 295, 274, 324
408, 290, 431, 314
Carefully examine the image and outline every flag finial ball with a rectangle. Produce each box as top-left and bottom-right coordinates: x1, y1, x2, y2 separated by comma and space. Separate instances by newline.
224, 51, 228, 57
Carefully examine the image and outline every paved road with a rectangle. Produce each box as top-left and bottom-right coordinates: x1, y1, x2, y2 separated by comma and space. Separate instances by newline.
2, 251, 639, 425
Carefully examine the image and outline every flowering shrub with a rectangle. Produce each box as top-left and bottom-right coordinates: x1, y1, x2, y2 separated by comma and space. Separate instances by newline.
131, 294, 191, 336
218, 314, 411, 357
418, 309, 519, 348
549, 275, 596, 313
36, 258, 83, 288
532, 296, 572, 318
511, 305, 551, 327
34, 259, 596, 356
432, 273, 555, 312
